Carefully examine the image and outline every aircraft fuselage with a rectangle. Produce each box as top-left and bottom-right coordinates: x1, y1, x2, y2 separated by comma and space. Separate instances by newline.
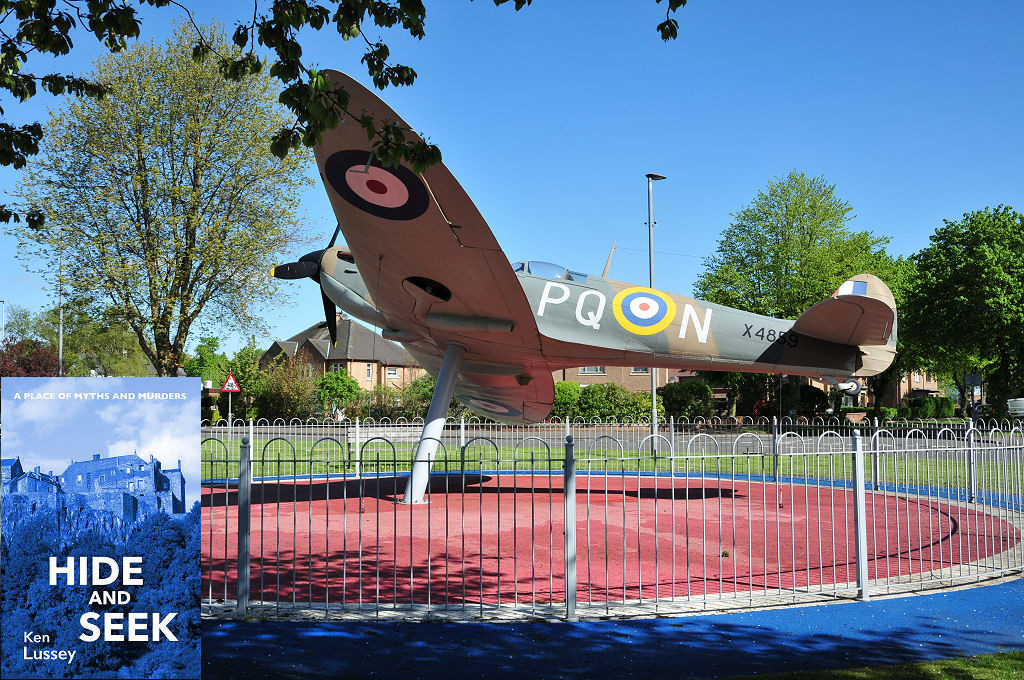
514, 269, 861, 380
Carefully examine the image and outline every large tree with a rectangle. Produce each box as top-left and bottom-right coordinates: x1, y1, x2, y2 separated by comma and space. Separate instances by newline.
1, 0, 690, 225
904, 206, 1024, 415
7, 300, 152, 376
0, 338, 60, 376
694, 171, 900, 410
695, 170, 893, 319
11, 24, 313, 375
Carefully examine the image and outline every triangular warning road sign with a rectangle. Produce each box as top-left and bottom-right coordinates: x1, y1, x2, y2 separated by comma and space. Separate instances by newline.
221, 372, 241, 392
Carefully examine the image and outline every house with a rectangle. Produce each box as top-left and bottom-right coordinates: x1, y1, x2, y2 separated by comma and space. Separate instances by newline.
3, 453, 186, 520
1, 458, 62, 511
262, 313, 425, 387
1, 456, 24, 486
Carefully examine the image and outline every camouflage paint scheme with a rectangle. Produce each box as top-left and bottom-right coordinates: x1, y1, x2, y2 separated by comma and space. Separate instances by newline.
299, 71, 896, 424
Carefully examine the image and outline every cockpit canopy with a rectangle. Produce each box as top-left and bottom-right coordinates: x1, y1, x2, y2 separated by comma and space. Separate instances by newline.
512, 261, 589, 282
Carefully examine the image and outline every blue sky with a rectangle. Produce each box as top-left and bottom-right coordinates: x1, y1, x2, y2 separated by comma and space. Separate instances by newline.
1, 377, 201, 503
1, 1, 1022, 354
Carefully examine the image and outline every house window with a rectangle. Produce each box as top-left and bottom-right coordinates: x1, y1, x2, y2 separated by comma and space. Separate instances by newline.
330, 363, 345, 373
365, 365, 372, 380
386, 367, 399, 379
631, 367, 650, 374
304, 363, 315, 378
579, 366, 606, 375
914, 372, 922, 383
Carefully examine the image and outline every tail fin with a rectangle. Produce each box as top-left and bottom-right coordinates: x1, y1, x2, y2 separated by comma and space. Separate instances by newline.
792, 274, 897, 377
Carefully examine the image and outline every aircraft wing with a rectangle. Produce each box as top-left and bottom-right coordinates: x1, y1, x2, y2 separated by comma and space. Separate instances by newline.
313, 71, 552, 423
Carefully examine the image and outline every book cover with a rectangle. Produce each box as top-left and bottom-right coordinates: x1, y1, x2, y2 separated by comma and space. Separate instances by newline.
0, 377, 201, 679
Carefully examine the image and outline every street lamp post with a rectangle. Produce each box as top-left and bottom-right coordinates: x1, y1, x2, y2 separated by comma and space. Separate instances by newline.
646, 172, 666, 453
58, 227, 65, 377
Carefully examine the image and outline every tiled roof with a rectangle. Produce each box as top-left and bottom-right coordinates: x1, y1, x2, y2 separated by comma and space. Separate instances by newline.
63, 454, 148, 476
11, 470, 60, 486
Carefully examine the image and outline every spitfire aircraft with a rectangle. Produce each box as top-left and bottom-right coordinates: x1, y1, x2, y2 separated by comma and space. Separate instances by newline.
273, 71, 897, 502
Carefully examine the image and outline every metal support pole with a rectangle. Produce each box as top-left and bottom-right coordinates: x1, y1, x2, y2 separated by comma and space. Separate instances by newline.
851, 429, 870, 601
649, 181, 657, 454
646, 172, 664, 455
564, 434, 577, 621
57, 240, 64, 377
403, 344, 466, 503
236, 436, 252, 618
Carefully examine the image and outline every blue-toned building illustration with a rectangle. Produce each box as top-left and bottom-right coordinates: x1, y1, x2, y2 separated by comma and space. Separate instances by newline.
2, 453, 186, 520
1, 457, 23, 486
1, 458, 62, 510
60, 453, 186, 517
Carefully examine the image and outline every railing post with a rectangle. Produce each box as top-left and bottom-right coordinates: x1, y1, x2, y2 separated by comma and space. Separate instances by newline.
967, 420, 977, 502
236, 435, 252, 619
772, 416, 779, 481
354, 417, 361, 478
872, 417, 880, 490
564, 434, 577, 621
851, 429, 870, 601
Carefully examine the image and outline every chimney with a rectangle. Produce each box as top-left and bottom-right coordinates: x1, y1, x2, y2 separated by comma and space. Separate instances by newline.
93, 454, 101, 461
34, 465, 40, 473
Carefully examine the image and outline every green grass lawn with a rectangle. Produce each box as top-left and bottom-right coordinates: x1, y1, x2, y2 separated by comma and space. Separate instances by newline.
200, 432, 1016, 501
723, 651, 1024, 679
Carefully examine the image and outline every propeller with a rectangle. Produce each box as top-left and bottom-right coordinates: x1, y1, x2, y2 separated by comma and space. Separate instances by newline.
272, 224, 344, 346
270, 261, 318, 280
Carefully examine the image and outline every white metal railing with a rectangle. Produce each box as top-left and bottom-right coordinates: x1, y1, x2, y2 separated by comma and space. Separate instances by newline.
201, 418, 1023, 620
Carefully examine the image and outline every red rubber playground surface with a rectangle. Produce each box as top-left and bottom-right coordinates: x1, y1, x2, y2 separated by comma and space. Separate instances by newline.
202, 473, 1020, 606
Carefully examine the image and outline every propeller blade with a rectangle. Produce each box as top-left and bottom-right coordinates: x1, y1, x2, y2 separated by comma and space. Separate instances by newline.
327, 223, 342, 248
271, 261, 319, 280
322, 290, 338, 347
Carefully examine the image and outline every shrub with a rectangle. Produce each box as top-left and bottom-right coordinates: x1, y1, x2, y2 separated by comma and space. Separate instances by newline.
900, 396, 954, 419
252, 359, 319, 420
551, 381, 582, 421
577, 383, 663, 422
795, 384, 828, 416
658, 381, 713, 420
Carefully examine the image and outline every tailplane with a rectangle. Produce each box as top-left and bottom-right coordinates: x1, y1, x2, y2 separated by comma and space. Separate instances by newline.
792, 273, 897, 377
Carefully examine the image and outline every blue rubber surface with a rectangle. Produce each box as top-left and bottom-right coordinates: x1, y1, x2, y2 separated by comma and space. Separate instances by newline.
202, 579, 1024, 679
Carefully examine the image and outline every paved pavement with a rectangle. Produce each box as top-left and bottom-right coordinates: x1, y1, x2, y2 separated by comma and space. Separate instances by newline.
202, 578, 1024, 679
